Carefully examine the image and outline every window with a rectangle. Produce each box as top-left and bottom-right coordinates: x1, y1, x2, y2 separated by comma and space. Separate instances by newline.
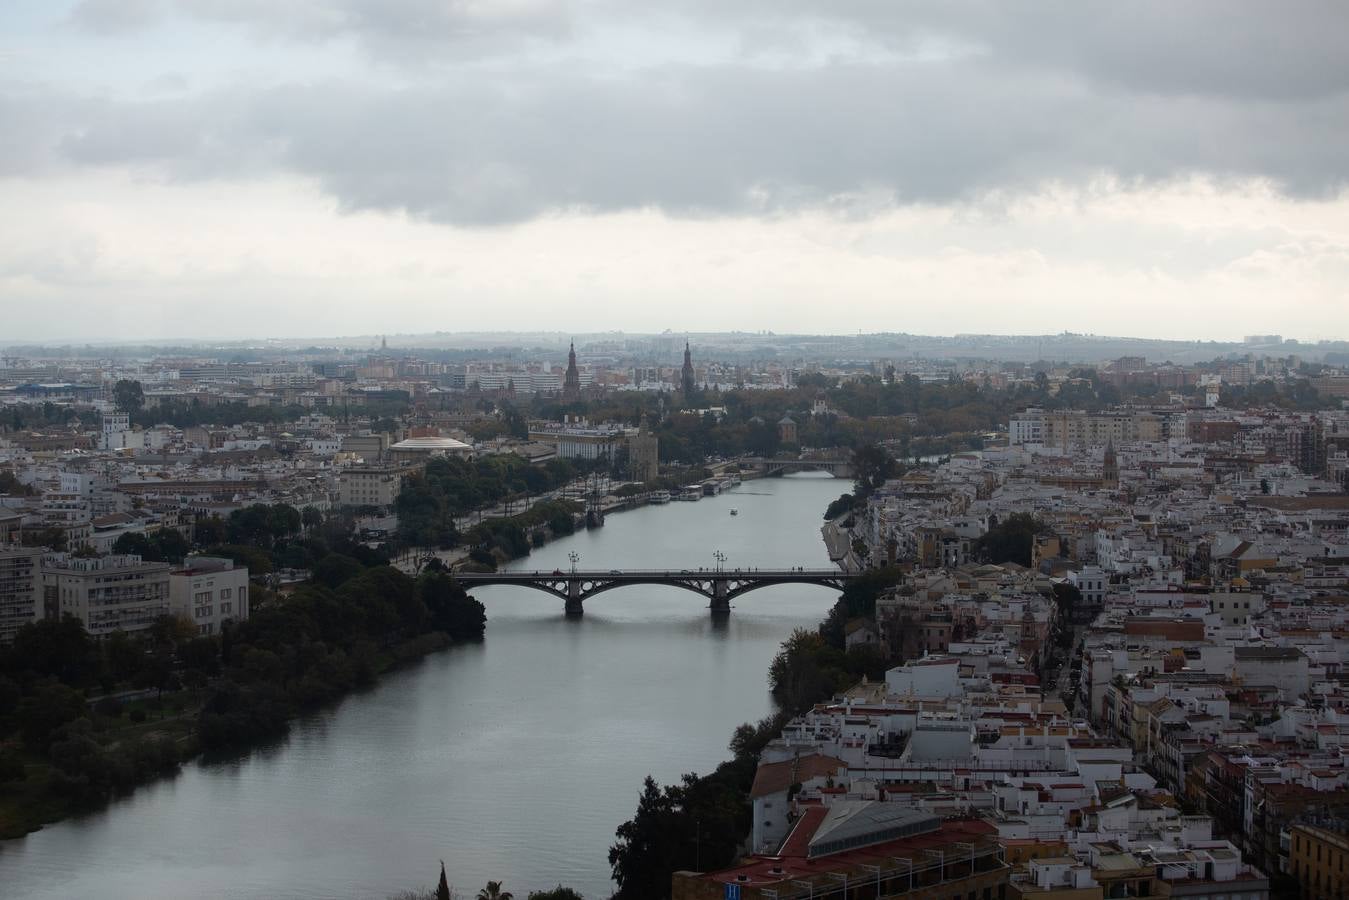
220, 588, 232, 600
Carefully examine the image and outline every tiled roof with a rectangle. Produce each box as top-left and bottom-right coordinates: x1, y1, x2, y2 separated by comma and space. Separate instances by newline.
749, 754, 846, 799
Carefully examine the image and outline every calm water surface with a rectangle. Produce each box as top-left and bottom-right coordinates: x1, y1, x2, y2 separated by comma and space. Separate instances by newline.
0, 474, 843, 900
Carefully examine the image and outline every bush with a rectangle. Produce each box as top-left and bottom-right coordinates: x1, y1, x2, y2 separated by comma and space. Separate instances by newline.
129, 708, 147, 723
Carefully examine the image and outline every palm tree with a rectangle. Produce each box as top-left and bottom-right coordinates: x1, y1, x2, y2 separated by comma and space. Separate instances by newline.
476, 882, 513, 900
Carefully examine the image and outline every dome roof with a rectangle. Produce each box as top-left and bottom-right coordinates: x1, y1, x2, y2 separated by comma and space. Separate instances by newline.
389, 436, 472, 451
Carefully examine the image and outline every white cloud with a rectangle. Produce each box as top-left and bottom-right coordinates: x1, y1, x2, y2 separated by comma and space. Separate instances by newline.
1, 172, 1345, 341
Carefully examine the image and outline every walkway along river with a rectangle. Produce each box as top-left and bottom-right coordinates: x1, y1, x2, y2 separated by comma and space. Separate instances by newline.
0, 473, 845, 900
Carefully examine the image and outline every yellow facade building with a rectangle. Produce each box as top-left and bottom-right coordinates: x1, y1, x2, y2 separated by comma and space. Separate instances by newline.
1288, 824, 1349, 900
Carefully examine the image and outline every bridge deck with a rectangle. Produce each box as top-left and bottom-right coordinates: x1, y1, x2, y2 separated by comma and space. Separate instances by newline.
453, 568, 846, 578
450, 567, 855, 612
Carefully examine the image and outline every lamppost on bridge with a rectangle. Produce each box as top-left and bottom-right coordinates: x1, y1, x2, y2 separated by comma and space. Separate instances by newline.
568, 550, 580, 574
712, 550, 726, 572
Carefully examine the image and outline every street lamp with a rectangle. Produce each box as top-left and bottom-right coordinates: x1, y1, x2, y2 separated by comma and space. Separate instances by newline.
713, 550, 727, 572
568, 550, 580, 574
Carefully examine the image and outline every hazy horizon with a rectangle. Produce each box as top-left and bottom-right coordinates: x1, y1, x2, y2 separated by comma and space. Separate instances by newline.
2, 323, 1338, 350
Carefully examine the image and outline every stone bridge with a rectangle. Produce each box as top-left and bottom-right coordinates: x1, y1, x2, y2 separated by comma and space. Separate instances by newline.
451, 568, 856, 615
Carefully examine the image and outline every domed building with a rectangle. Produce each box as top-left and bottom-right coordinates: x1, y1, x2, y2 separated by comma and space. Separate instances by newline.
388, 435, 474, 464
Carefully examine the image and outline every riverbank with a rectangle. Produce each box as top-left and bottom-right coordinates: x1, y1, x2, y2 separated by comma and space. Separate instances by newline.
606, 484, 866, 898
0, 573, 483, 841
0, 474, 845, 900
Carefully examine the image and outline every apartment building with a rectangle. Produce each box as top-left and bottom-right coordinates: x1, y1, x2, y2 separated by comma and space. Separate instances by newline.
337, 464, 406, 509
169, 555, 250, 636
1009, 408, 1163, 449
1288, 824, 1349, 900
0, 547, 41, 644
41, 553, 171, 637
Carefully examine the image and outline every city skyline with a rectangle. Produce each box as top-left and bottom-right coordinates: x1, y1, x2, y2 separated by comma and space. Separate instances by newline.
2, 2, 1348, 341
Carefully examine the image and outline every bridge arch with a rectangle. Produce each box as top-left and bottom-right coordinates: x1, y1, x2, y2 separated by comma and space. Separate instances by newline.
450, 568, 855, 615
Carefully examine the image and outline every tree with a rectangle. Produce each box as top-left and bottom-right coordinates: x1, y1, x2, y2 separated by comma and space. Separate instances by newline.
476, 882, 513, 900
112, 529, 190, 564
313, 554, 365, 589
609, 776, 680, 900
851, 444, 896, 500
437, 862, 452, 900
16, 682, 88, 749
193, 515, 227, 546
0, 469, 36, 496
417, 572, 486, 641
823, 492, 855, 520
527, 889, 584, 900
112, 531, 154, 559
974, 513, 1045, 567
113, 379, 144, 414
19, 526, 67, 551
3, 616, 100, 686
767, 628, 847, 713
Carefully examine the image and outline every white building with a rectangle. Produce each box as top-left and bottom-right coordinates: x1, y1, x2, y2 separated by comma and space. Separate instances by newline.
884, 656, 962, 698
1069, 565, 1108, 606
100, 412, 143, 450
41, 553, 171, 637
170, 556, 249, 636
1009, 410, 1047, 446
528, 423, 630, 461
0, 547, 41, 644
338, 464, 406, 509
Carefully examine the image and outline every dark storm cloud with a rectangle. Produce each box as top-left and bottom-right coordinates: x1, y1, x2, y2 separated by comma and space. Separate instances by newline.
686, 1, 1349, 102
25, 1, 1349, 223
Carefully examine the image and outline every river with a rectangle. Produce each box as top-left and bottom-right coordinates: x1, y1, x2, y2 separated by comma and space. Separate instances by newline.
0, 474, 844, 900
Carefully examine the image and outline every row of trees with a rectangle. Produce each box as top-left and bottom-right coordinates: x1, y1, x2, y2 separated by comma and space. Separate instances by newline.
395, 870, 582, 900
0, 508, 486, 819
198, 562, 485, 750
192, 504, 389, 575
111, 377, 411, 429
0, 615, 208, 805
396, 456, 584, 549
0, 402, 100, 433
460, 500, 583, 566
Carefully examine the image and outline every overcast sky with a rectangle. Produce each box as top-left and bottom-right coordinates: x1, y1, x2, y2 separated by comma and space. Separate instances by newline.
3, 1, 1348, 343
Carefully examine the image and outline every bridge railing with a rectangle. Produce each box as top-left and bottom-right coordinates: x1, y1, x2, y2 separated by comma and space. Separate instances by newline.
451, 568, 849, 577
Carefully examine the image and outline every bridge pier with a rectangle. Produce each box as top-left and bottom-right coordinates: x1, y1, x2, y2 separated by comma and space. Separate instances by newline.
565, 578, 584, 616
710, 580, 730, 616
